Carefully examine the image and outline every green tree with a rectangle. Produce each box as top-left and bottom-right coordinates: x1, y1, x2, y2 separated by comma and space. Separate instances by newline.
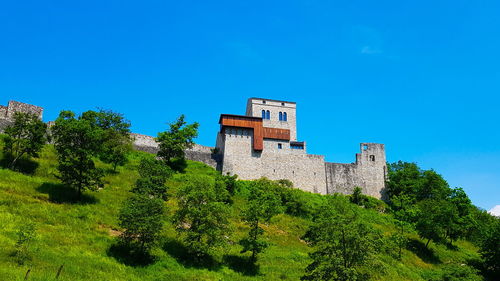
3, 112, 47, 169
480, 219, 500, 279
131, 157, 173, 200
350, 187, 367, 206
240, 178, 283, 263
302, 197, 381, 281
52, 111, 104, 198
83, 109, 132, 171
118, 194, 165, 254
415, 199, 458, 247
156, 115, 199, 172
173, 175, 231, 260
14, 222, 37, 265
390, 194, 417, 259
386, 161, 423, 202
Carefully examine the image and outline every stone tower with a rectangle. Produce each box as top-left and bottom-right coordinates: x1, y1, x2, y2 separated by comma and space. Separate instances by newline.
245, 98, 298, 141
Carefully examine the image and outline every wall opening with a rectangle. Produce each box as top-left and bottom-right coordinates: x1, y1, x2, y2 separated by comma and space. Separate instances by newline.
278, 143, 282, 149
363, 144, 368, 151
370, 155, 375, 161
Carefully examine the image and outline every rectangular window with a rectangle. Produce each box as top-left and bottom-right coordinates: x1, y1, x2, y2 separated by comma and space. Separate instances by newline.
278, 143, 282, 149
291, 144, 304, 149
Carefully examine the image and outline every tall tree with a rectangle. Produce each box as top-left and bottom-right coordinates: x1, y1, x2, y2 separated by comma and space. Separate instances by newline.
51, 110, 104, 198
156, 115, 199, 172
302, 196, 381, 281
415, 199, 457, 247
390, 194, 417, 259
173, 175, 231, 260
83, 109, 132, 171
131, 157, 172, 200
118, 194, 165, 254
3, 112, 47, 169
239, 178, 283, 263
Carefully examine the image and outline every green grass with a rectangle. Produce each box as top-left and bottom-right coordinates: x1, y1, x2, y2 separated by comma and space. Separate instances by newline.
0, 139, 484, 280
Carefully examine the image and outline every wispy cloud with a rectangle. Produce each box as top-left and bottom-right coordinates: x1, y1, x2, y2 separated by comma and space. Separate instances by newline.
352, 25, 384, 56
360, 45, 382, 55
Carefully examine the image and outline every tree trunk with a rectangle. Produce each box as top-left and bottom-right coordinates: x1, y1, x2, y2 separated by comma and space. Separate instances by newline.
426, 238, 431, 248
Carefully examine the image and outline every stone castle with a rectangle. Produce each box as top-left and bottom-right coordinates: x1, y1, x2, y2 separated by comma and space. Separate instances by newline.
0, 99, 387, 198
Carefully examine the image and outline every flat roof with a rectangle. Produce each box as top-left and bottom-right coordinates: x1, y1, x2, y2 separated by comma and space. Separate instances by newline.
248, 97, 296, 104
219, 114, 262, 123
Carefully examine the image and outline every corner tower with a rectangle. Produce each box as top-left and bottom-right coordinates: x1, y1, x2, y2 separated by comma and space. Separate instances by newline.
245, 98, 297, 141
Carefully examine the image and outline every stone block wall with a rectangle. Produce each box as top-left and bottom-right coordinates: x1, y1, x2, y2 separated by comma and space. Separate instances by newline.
325, 143, 386, 199
6, 101, 43, 120
219, 130, 327, 194
246, 98, 298, 141
131, 133, 219, 169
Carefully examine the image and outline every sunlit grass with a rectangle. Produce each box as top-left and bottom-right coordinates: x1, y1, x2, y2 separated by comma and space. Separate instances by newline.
0, 136, 483, 280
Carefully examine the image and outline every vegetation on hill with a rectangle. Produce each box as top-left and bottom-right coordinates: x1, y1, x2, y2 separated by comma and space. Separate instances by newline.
0, 111, 498, 281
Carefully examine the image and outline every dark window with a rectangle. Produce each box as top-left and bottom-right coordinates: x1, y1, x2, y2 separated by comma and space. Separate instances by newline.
278, 143, 282, 149
266, 110, 270, 120
291, 144, 304, 149
263, 100, 266, 104
370, 155, 375, 161
283, 112, 287, 121
279, 112, 283, 121
281, 102, 285, 106
261, 110, 266, 119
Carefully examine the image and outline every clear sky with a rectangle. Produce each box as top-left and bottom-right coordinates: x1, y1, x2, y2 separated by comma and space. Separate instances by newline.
1, 0, 499, 210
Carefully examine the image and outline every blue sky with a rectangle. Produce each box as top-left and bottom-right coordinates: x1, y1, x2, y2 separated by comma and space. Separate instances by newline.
1, 0, 499, 210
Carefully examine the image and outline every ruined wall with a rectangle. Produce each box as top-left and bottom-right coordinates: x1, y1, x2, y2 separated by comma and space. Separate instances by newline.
325, 143, 386, 199
6, 101, 43, 119
131, 133, 219, 169
0, 100, 44, 132
219, 129, 327, 194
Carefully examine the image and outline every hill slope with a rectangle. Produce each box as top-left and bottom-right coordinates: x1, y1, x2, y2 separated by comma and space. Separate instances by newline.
0, 142, 483, 280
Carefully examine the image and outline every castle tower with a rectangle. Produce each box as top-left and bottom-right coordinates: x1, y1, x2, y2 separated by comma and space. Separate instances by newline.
245, 98, 298, 141
355, 143, 387, 198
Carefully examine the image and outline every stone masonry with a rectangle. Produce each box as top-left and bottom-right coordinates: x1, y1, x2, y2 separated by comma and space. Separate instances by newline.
0, 100, 44, 132
1, 99, 387, 199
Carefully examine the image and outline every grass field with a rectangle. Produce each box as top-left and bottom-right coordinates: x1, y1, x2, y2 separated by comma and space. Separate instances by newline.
0, 139, 483, 280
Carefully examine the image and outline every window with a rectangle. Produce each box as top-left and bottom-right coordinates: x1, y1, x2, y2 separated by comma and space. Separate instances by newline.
263, 100, 266, 104
278, 143, 282, 149
261, 110, 266, 119
266, 110, 270, 120
291, 144, 304, 149
363, 145, 368, 151
370, 155, 376, 162
279, 112, 283, 121
283, 112, 287, 121
281, 102, 285, 106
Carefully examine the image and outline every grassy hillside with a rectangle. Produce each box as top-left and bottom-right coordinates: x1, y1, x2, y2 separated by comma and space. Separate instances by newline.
0, 140, 484, 280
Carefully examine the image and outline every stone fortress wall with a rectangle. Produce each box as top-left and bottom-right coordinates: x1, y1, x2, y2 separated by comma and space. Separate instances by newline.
0, 99, 387, 199
0, 100, 44, 132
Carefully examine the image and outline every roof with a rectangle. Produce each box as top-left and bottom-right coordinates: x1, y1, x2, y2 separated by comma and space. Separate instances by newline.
248, 97, 296, 104
218, 114, 262, 124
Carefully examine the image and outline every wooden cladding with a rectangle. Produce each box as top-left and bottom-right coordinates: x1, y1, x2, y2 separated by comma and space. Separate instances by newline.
219, 114, 291, 151
263, 127, 290, 140
220, 114, 264, 151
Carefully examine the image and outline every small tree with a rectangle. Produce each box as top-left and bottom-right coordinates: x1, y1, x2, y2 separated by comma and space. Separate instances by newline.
240, 178, 283, 263
3, 112, 47, 169
173, 175, 231, 260
156, 115, 199, 172
131, 157, 173, 200
390, 194, 417, 259
14, 222, 37, 265
350, 187, 367, 206
51, 110, 104, 198
118, 194, 165, 254
302, 197, 381, 281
